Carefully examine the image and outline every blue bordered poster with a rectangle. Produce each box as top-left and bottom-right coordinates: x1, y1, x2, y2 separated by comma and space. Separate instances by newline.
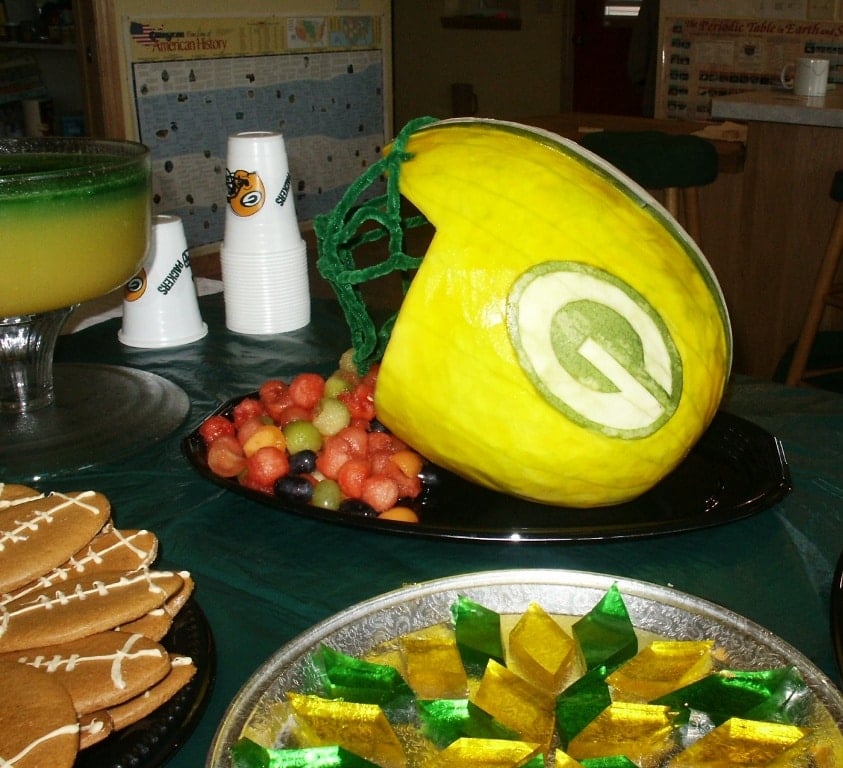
128, 15, 388, 248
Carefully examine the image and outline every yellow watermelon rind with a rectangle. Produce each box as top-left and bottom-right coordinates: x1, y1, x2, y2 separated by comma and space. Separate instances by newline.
375, 117, 732, 507
410, 118, 732, 364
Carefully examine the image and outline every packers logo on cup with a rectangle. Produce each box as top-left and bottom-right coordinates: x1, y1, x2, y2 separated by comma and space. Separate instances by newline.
507, 262, 681, 439
124, 269, 147, 302
226, 169, 265, 217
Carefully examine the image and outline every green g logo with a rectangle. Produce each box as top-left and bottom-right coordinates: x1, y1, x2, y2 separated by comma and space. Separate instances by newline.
507, 262, 682, 438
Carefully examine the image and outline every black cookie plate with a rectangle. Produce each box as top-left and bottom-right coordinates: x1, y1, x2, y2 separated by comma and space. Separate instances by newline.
74, 597, 215, 768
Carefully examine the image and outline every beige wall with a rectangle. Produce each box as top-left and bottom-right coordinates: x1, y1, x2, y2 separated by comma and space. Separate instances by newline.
391, 1, 570, 130
83, 0, 394, 139
58, 1, 572, 139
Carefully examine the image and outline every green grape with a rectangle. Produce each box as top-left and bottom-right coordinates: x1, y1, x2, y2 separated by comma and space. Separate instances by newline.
283, 420, 323, 453
324, 373, 354, 399
338, 348, 358, 375
311, 479, 342, 510
312, 397, 351, 436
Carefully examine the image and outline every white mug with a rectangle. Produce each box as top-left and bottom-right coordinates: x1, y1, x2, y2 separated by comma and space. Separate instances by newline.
781, 57, 829, 97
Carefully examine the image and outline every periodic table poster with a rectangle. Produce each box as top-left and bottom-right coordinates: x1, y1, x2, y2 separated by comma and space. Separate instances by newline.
127, 15, 388, 249
656, 16, 843, 120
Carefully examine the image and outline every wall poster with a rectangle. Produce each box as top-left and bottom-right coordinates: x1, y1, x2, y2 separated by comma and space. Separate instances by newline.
657, 17, 843, 120
126, 15, 388, 249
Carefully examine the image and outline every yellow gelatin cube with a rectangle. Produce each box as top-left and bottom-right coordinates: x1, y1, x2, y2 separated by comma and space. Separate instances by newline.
766, 724, 843, 767
670, 717, 810, 767
606, 640, 714, 701
288, 692, 406, 768
567, 702, 675, 765
554, 749, 585, 767
426, 738, 541, 767
401, 623, 468, 699
472, 659, 556, 752
507, 603, 577, 695
241, 701, 293, 748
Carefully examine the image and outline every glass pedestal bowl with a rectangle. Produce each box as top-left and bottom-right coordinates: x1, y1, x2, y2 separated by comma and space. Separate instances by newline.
0, 137, 189, 477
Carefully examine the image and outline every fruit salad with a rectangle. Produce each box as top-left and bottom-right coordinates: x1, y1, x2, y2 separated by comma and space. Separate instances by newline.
196, 351, 426, 523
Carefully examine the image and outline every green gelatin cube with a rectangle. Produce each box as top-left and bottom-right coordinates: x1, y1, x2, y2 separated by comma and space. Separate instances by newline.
580, 758, 639, 768
450, 595, 504, 673
231, 738, 379, 768
555, 664, 615, 749
523, 755, 546, 768
572, 584, 637, 671
743, 667, 812, 724
418, 699, 519, 747
653, 667, 810, 726
304, 644, 415, 713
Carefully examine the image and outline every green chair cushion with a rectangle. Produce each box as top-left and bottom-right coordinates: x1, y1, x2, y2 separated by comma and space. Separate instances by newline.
579, 130, 719, 190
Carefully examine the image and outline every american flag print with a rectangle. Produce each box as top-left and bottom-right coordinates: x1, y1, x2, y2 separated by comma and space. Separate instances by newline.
130, 22, 164, 46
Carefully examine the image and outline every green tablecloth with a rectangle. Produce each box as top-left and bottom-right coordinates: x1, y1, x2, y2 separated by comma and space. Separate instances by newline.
26, 293, 843, 765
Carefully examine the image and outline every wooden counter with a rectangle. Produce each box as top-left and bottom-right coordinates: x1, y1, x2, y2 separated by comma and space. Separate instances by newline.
709, 92, 843, 378
712, 88, 843, 128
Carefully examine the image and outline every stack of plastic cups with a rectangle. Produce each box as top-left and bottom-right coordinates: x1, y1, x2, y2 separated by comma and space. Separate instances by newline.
119, 214, 208, 348
221, 131, 311, 334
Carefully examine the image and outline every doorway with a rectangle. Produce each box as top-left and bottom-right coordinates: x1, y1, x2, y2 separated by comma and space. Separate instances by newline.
572, 0, 643, 115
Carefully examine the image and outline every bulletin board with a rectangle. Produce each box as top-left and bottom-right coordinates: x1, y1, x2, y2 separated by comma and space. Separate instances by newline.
126, 15, 389, 249
656, 17, 843, 120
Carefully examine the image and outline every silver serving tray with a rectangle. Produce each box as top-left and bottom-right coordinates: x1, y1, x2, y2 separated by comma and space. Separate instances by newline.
207, 569, 843, 767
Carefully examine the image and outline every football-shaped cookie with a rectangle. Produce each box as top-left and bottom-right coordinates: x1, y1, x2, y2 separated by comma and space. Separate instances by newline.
0, 660, 79, 768
0, 568, 185, 653
3, 630, 172, 715
0, 483, 42, 508
0, 480, 200, 761
1, 527, 159, 607
107, 654, 197, 731
0, 491, 111, 593
78, 710, 113, 750
117, 573, 195, 641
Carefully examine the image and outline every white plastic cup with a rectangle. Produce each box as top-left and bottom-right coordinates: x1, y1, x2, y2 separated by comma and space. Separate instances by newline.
220, 238, 311, 334
223, 131, 301, 253
118, 215, 208, 348
781, 57, 829, 97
